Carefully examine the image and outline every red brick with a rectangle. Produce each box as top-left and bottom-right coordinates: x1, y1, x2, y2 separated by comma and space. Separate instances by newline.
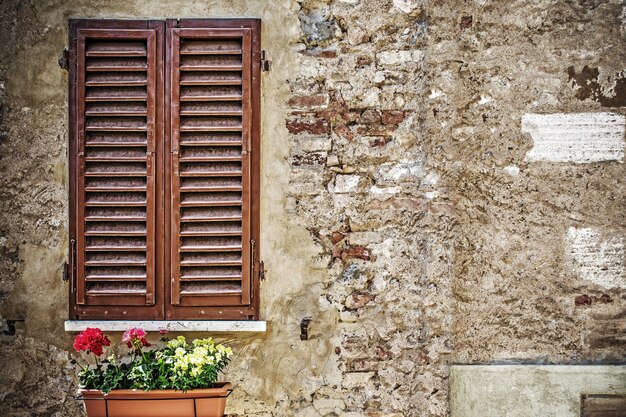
382, 110, 405, 125
301, 48, 337, 58
286, 119, 330, 134
288, 95, 328, 108
330, 232, 345, 244
341, 245, 372, 261
333, 124, 354, 140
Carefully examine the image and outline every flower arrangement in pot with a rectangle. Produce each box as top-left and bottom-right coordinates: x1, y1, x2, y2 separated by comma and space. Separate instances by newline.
73, 327, 233, 417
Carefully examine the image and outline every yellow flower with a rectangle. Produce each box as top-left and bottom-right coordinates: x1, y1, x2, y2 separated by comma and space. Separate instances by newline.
168, 335, 187, 349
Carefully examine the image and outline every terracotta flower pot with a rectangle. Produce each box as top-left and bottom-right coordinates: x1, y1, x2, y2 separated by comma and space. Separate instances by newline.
79, 382, 232, 417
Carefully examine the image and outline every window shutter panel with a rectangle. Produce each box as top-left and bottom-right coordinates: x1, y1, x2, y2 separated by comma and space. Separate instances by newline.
69, 20, 164, 319
166, 19, 261, 320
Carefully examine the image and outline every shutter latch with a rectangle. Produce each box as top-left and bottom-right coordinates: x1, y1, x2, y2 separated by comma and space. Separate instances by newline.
260, 50, 271, 72
58, 48, 69, 71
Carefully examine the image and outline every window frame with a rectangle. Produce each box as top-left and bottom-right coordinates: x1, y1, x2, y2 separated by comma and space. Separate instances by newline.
67, 18, 262, 321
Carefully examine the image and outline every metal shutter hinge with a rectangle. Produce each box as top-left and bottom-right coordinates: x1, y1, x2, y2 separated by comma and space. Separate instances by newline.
260, 50, 271, 72
62, 262, 69, 282
69, 238, 76, 292
58, 48, 69, 71
259, 260, 266, 281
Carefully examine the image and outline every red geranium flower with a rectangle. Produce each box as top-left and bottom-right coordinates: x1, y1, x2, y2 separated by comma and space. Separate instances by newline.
73, 327, 110, 357
122, 327, 151, 349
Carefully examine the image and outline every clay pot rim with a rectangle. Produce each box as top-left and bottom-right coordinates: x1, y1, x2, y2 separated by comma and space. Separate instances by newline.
79, 382, 232, 399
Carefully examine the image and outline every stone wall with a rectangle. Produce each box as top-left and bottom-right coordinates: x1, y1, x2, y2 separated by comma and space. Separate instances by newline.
0, 1, 624, 416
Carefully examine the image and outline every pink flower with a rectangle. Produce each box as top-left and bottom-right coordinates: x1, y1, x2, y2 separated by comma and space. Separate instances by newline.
122, 327, 151, 349
159, 329, 169, 336
73, 328, 110, 356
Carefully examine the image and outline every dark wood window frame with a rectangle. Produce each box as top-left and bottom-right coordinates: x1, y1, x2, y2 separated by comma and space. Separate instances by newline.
68, 19, 262, 321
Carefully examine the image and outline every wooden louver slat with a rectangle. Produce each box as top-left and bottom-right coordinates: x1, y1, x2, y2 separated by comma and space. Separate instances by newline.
70, 20, 164, 320
167, 20, 261, 320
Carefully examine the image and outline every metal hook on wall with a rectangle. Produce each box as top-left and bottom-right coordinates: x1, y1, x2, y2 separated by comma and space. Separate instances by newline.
300, 317, 312, 341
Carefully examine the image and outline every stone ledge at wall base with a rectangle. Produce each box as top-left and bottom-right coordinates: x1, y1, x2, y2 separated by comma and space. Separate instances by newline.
450, 365, 626, 417
79, 382, 232, 417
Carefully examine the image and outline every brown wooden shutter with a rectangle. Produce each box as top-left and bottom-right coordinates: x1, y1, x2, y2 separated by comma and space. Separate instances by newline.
69, 20, 164, 320
165, 19, 261, 320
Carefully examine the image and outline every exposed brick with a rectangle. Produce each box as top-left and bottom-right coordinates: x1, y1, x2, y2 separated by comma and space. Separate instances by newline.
331, 232, 345, 244
301, 48, 337, 58
333, 123, 354, 140
286, 119, 331, 134
341, 245, 372, 261
288, 94, 329, 109
381, 110, 404, 125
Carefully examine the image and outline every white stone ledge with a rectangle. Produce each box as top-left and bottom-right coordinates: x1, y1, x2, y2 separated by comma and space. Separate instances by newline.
65, 320, 266, 333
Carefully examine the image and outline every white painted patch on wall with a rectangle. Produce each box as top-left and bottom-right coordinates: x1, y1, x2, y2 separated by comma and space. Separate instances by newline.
503, 165, 520, 176
522, 112, 625, 163
568, 227, 625, 289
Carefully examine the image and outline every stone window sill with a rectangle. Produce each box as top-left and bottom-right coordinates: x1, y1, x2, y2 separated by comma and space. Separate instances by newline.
64, 320, 267, 333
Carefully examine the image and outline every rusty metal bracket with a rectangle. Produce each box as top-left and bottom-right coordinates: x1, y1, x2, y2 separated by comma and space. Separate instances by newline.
300, 317, 311, 341
259, 260, 266, 281
3, 319, 25, 336
59, 48, 69, 71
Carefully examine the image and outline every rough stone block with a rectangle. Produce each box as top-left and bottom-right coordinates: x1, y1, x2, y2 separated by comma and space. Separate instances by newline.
392, 0, 424, 14
332, 175, 361, 194
377, 50, 424, 66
